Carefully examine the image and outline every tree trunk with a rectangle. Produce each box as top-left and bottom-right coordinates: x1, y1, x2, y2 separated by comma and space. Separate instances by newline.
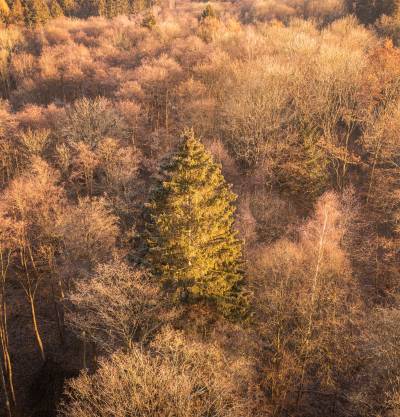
0, 323, 15, 406
0, 356, 12, 417
0, 264, 15, 407
366, 142, 382, 203
29, 294, 45, 362
297, 208, 328, 408
82, 331, 87, 369
51, 276, 64, 346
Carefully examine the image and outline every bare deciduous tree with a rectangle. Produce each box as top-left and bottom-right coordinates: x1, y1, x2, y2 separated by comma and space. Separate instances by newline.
251, 192, 362, 416
59, 327, 257, 417
66, 259, 164, 353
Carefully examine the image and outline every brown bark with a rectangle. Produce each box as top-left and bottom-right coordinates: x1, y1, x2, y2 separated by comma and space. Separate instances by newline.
29, 293, 46, 362
0, 323, 15, 406
0, 250, 15, 407
0, 356, 12, 417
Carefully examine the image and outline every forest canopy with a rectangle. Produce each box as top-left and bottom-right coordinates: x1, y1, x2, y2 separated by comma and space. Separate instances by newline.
0, 1, 399, 417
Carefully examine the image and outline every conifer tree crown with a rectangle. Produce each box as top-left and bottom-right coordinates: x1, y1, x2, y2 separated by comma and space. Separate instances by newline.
49, 0, 64, 17
9, 0, 25, 24
144, 131, 244, 315
22, 0, 50, 26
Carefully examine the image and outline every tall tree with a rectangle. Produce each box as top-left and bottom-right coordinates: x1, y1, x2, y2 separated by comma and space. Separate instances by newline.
8, 0, 24, 24
252, 192, 362, 415
106, 0, 129, 17
0, 218, 16, 413
58, 0, 76, 15
22, 0, 50, 26
144, 131, 244, 315
48, 0, 64, 17
0, 158, 66, 361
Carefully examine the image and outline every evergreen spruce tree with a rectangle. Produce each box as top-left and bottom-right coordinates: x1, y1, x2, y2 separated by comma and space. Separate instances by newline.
49, 0, 64, 17
144, 131, 245, 316
115, 0, 129, 15
104, 0, 113, 17
9, 0, 25, 23
104, 0, 128, 18
58, 0, 75, 15
278, 132, 330, 209
130, 0, 151, 13
22, 0, 50, 26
